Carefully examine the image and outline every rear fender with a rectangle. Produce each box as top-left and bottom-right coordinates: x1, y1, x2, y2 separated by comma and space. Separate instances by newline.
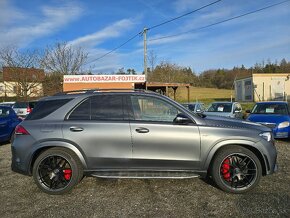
29, 140, 87, 172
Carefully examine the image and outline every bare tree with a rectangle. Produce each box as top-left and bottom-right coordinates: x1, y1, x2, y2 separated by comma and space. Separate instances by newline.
41, 42, 88, 74
147, 50, 158, 73
0, 47, 44, 100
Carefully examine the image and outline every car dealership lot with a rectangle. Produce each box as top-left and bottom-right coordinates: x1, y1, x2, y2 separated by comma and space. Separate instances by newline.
0, 141, 289, 217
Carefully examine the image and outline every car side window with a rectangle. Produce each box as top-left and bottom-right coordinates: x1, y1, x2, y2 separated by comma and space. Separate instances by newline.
68, 95, 124, 121
91, 95, 124, 120
68, 98, 91, 120
130, 96, 180, 122
0, 108, 10, 118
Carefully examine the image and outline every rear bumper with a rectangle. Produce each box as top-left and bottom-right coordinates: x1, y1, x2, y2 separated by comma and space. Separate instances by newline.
11, 140, 32, 176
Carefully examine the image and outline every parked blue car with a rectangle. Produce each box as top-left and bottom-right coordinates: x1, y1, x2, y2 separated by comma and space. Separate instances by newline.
0, 106, 22, 143
247, 101, 290, 139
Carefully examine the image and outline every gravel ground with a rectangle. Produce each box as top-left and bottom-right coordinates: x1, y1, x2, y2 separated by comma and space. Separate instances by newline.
0, 141, 289, 218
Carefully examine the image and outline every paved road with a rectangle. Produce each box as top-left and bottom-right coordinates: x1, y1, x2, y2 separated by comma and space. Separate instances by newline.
0, 141, 289, 218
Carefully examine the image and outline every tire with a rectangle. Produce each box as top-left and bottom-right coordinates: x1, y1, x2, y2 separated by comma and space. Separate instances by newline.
211, 145, 262, 194
32, 147, 83, 195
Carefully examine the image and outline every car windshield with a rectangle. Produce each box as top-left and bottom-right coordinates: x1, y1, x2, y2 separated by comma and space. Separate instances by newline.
182, 104, 196, 111
251, 103, 289, 115
207, 103, 232, 113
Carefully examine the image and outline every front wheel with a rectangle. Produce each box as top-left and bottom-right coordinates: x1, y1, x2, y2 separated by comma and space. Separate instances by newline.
211, 146, 262, 194
32, 147, 83, 195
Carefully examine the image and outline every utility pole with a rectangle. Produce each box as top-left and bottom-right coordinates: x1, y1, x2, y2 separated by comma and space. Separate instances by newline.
143, 27, 148, 90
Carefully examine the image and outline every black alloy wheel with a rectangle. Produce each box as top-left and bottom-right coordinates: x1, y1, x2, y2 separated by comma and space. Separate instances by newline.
33, 148, 83, 195
211, 145, 262, 193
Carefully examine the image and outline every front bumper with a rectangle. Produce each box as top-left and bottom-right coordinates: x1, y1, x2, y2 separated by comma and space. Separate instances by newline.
255, 139, 277, 175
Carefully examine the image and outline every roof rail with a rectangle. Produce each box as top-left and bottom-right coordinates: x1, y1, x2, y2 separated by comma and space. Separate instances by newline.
53, 88, 156, 96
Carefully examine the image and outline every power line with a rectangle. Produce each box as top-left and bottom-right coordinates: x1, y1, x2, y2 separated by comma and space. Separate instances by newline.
149, 0, 290, 42
85, 0, 222, 65
85, 31, 142, 65
147, 0, 222, 30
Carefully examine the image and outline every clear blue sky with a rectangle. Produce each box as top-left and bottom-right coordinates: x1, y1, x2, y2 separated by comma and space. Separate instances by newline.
0, 0, 289, 74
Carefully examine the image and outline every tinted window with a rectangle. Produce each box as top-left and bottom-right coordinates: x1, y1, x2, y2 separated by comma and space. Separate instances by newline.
68, 95, 124, 121
69, 99, 91, 120
130, 96, 180, 122
26, 99, 72, 120
91, 95, 124, 120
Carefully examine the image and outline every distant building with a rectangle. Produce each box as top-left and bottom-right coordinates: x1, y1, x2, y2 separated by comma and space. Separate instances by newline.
235, 73, 290, 102
0, 67, 45, 98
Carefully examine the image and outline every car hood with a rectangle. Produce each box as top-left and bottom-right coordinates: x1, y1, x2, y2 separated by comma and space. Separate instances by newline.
247, 114, 290, 124
203, 115, 270, 132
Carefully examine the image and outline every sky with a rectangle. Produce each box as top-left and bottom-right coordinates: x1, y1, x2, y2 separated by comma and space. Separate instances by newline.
0, 0, 289, 74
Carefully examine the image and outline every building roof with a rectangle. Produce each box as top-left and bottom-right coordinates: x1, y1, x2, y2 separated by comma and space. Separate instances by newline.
236, 73, 290, 81
2, 67, 45, 82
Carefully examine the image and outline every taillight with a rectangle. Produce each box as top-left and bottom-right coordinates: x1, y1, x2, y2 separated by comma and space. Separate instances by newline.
15, 125, 30, 135
27, 107, 32, 113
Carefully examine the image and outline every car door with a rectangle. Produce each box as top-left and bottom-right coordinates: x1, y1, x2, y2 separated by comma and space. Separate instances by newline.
0, 107, 11, 141
62, 94, 132, 169
127, 95, 201, 170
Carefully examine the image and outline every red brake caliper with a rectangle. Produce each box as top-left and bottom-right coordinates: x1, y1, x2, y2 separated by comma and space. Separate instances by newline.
63, 169, 72, 180
221, 158, 231, 181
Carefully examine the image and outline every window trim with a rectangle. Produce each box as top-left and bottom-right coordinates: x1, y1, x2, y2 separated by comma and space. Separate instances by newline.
65, 94, 127, 122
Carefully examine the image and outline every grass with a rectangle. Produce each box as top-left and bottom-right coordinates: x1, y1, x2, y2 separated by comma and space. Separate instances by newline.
172, 86, 234, 103
170, 86, 255, 113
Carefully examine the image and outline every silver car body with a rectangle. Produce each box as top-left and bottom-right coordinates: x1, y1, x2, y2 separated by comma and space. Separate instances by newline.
11, 92, 277, 178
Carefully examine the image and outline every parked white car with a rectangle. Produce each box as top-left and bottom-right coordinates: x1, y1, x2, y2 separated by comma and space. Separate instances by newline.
204, 102, 243, 119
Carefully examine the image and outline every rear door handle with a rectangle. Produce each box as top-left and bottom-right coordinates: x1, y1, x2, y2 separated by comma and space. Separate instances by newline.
135, 127, 149, 133
69, 126, 84, 132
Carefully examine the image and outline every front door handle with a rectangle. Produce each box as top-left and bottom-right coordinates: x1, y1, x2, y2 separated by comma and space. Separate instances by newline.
69, 126, 84, 132
135, 127, 149, 133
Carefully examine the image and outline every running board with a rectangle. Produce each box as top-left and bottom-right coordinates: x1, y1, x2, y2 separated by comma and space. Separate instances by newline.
91, 171, 200, 179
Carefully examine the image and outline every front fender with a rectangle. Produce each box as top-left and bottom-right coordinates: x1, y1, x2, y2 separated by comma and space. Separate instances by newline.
202, 139, 261, 170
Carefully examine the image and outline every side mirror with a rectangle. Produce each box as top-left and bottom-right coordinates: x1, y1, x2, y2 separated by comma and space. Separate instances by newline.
245, 110, 251, 113
173, 113, 191, 124
234, 109, 241, 113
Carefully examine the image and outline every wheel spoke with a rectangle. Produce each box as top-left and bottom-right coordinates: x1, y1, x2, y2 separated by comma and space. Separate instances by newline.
37, 155, 72, 190
220, 153, 258, 191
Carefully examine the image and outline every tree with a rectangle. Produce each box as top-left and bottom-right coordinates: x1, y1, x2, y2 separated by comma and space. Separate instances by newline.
41, 42, 88, 75
116, 67, 126, 75
0, 47, 44, 100
147, 50, 158, 73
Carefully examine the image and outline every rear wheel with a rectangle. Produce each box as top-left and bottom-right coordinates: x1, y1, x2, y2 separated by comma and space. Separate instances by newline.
32, 147, 83, 195
211, 146, 262, 193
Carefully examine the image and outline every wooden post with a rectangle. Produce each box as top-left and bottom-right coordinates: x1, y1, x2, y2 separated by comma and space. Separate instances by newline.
187, 86, 190, 103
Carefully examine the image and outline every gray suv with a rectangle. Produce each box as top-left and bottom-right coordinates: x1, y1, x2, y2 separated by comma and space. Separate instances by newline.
11, 90, 277, 195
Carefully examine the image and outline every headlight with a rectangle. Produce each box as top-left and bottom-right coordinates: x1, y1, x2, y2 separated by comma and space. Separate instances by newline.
259, 132, 272, 142
278, 121, 290, 129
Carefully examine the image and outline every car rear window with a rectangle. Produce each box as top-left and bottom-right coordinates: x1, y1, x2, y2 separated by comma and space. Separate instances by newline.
26, 99, 72, 120
14, 102, 27, 108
